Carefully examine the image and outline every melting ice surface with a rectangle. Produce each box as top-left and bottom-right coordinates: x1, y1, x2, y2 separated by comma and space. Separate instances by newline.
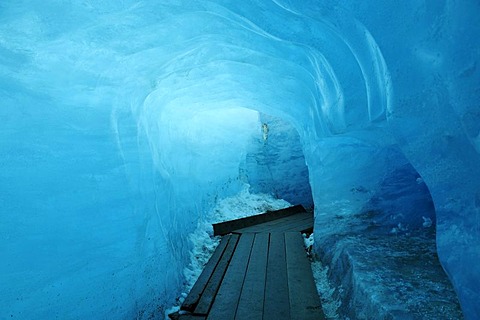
1, 0, 479, 319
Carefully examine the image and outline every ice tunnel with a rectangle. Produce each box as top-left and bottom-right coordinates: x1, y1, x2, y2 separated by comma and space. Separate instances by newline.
1, 0, 479, 319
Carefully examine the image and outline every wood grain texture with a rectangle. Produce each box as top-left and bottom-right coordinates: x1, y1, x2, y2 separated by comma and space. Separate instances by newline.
194, 234, 240, 315
235, 233, 269, 320
212, 205, 305, 236
285, 232, 325, 320
207, 233, 255, 320
263, 233, 290, 320
182, 235, 236, 312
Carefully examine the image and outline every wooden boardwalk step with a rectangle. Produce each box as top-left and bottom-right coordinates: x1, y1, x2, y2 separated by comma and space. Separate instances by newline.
235, 233, 269, 319
264, 232, 290, 320
194, 234, 239, 315
171, 205, 325, 320
169, 312, 206, 320
208, 233, 255, 319
181, 234, 239, 313
212, 205, 306, 236
285, 232, 326, 319
233, 212, 313, 234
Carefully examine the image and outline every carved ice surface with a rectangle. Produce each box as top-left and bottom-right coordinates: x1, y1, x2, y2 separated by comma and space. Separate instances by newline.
0, 0, 478, 319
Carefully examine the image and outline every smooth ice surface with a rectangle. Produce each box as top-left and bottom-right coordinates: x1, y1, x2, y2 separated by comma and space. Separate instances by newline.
1, 0, 479, 319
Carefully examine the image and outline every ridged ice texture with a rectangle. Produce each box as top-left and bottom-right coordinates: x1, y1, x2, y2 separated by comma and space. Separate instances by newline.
244, 113, 313, 208
0, 0, 479, 319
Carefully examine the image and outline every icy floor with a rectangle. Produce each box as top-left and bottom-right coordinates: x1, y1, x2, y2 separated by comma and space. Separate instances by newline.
314, 218, 463, 319
164, 185, 290, 319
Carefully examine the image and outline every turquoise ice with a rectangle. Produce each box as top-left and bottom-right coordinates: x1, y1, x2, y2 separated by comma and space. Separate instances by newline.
0, 1, 478, 319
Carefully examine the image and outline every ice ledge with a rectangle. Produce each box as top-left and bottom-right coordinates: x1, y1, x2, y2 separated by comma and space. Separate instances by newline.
314, 224, 463, 319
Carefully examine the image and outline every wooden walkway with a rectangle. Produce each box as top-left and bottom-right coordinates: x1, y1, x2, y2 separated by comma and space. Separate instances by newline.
169, 205, 325, 320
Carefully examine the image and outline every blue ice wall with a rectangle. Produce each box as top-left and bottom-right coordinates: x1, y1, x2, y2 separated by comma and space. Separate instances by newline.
0, 2, 260, 317
245, 113, 313, 207
0, 86, 186, 318
1, 0, 479, 318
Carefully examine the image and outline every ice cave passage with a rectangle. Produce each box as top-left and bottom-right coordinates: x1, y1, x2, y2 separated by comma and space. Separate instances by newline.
1, 1, 479, 319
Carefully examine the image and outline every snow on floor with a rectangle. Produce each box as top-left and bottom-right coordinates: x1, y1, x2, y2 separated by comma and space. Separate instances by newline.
304, 233, 342, 319
165, 185, 290, 319
207, 184, 291, 224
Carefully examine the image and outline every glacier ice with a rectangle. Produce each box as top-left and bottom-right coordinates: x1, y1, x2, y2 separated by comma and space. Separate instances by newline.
244, 113, 313, 208
0, 0, 479, 319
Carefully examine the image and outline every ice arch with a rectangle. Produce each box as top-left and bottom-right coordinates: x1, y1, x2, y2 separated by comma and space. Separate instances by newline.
0, 0, 478, 319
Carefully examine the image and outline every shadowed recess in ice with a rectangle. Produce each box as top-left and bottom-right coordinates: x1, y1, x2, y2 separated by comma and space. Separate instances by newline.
0, 0, 479, 319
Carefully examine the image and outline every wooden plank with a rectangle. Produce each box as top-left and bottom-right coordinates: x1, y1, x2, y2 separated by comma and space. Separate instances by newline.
207, 233, 255, 320
285, 232, 326, 320
283, 225, 314, 234
182, 235, 235, 311
194, 234, 240, 315
269, 217, 314, 233
233, 219, 298, 234
235, 233, 269, 320
252, 212, 311, 227
263, 214, 312, 230
263, 233, 290, 320
169, 311, 206, 320
234, 213, 313, 234
233, 212, 312, 232
213, 205, 305, 236
281, 220, 314, 233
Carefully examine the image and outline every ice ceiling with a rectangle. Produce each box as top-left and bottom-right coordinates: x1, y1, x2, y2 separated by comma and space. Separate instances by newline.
1, 0, 479, 319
